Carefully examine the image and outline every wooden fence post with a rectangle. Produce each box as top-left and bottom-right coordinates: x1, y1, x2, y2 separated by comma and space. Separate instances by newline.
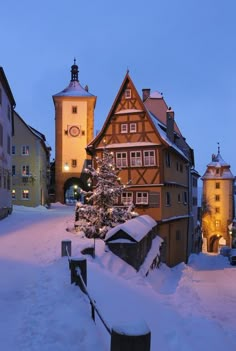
70, 258, 87, 293
110, 321, 151, 351
61, 240, 72, 257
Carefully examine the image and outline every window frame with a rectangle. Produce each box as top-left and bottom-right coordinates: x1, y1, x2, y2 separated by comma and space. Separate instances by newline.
130, 123, 137, 133
124, 89, 131, 99
116, 152, 128, 168
130, 151, 142, 167
121, 123, 128, 133
21, 145, 30, 156
136, 192, 148, 205
121, 192, 133, 205
22, 189, 30, 200
143, 150, 155, 166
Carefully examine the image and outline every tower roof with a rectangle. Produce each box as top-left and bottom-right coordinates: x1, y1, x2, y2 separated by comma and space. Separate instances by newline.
53, 60, 95, 98
202, 144, 234, 180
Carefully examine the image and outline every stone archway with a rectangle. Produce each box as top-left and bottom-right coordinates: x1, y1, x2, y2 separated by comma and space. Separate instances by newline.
63, 177, 86, 204
209, 234, 221, 253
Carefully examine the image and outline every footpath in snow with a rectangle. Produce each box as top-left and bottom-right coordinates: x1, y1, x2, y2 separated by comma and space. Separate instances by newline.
0, 204, 236, 351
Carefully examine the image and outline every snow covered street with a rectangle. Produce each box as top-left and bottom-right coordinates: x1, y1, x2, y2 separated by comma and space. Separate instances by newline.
0, 204, 236, 350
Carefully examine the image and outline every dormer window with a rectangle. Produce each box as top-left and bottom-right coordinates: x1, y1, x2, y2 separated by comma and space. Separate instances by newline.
125, 89, 131, 99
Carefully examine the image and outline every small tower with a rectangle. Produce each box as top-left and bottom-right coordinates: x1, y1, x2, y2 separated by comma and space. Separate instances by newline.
201, 144, 234, 252
52, 60, 97, 203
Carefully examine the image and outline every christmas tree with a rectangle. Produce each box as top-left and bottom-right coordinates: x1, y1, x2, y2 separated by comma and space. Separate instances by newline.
75, 146, 136, 238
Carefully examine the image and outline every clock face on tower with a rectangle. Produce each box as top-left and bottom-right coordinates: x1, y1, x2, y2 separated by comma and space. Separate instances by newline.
69, 125, 80, 137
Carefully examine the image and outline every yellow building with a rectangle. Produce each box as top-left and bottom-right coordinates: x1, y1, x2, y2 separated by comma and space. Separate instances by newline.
12, 111, 51, 207
201, 146, 234, 252
52, 60, 96, 203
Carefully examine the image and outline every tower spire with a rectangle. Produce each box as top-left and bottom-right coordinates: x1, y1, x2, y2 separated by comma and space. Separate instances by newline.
217, 142, 220, 155
71, 58, 79, 82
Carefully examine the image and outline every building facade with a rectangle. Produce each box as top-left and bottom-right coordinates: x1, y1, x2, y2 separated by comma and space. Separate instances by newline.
0, 67, 15, 219
52, 60, 96, 203
87, 72, 199, 266
201, 147, 234, 252
12, 111, 51, 207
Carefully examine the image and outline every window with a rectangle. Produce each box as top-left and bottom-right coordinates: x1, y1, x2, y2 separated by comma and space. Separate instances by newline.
165, 151, 171, 167
12, 165, 16, 176
215, 220, 221, 228
116, 152, 127, 167
144, 150, 155, 166
125, 89, 131, 99
7, 135, 10, 154
71, 159, 77, 168
215, 207, 220, 214
166, 192, 171, 206
178, 193, 181, 203
121, 124, 128, 133
215, 182, 220, 189
192, 177, 198, 187
176, 162, 179, 171
176, 230, 181, 241
12, 189, 16, 199
183, 191, 187, 204
22, 145, 29, 155
121, 192, 133, 205
192, 197, 197, 206
130, 123, 137, 133
22, 165, 30, 176
12, 145, 16, 155
131, 151, 142, 166
149, 192, 160, 208
136, 192, 148, 205
180, 164, 183, 173
216, 168, 220, 174
72, 106, 77, 114
22, 189, 29, 200
215, 194, 220, 201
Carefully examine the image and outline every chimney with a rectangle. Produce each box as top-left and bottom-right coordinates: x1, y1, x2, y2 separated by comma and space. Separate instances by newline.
166, 107, 174, 142
142, 88, 151, 101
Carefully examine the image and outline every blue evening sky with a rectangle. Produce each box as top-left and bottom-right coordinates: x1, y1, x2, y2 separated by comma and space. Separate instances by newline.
1, 0, 236, 177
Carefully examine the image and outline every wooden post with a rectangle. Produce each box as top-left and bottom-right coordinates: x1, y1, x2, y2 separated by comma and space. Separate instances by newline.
61, 240, 72, 257
70, 258, 87, 293
110, 321, 151, 351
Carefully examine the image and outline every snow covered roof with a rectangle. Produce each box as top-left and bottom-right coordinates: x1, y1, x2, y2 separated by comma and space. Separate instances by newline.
149, 91, 163, 99
98, 142, 160, 149
149, 112, 188, 160
53, 80, 94, 98
105, 215, 157, 242
115, 109, 144, 114
202, 151, 234, 179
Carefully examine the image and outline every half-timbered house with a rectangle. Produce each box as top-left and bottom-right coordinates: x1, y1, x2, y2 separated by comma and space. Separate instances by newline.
87, 72, 199, 266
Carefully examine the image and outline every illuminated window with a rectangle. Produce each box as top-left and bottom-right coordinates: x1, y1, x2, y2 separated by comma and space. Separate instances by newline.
136, 192, 148, 205
215, 194, 220, 201
215, 207, 220, 213
121, 192, 133, 205
22, 189, 29, 200
22, 145, 29, 155
121, 124, 128, 133
144, 150, 155, 166
12, 189, 16, 199
116, 152, 127, 167
124, 89, 131, 99
131, 151, 142, 167
22, 165, 30, 175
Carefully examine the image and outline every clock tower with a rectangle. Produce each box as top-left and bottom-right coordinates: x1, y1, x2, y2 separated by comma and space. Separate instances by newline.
53, 60, 96, 203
